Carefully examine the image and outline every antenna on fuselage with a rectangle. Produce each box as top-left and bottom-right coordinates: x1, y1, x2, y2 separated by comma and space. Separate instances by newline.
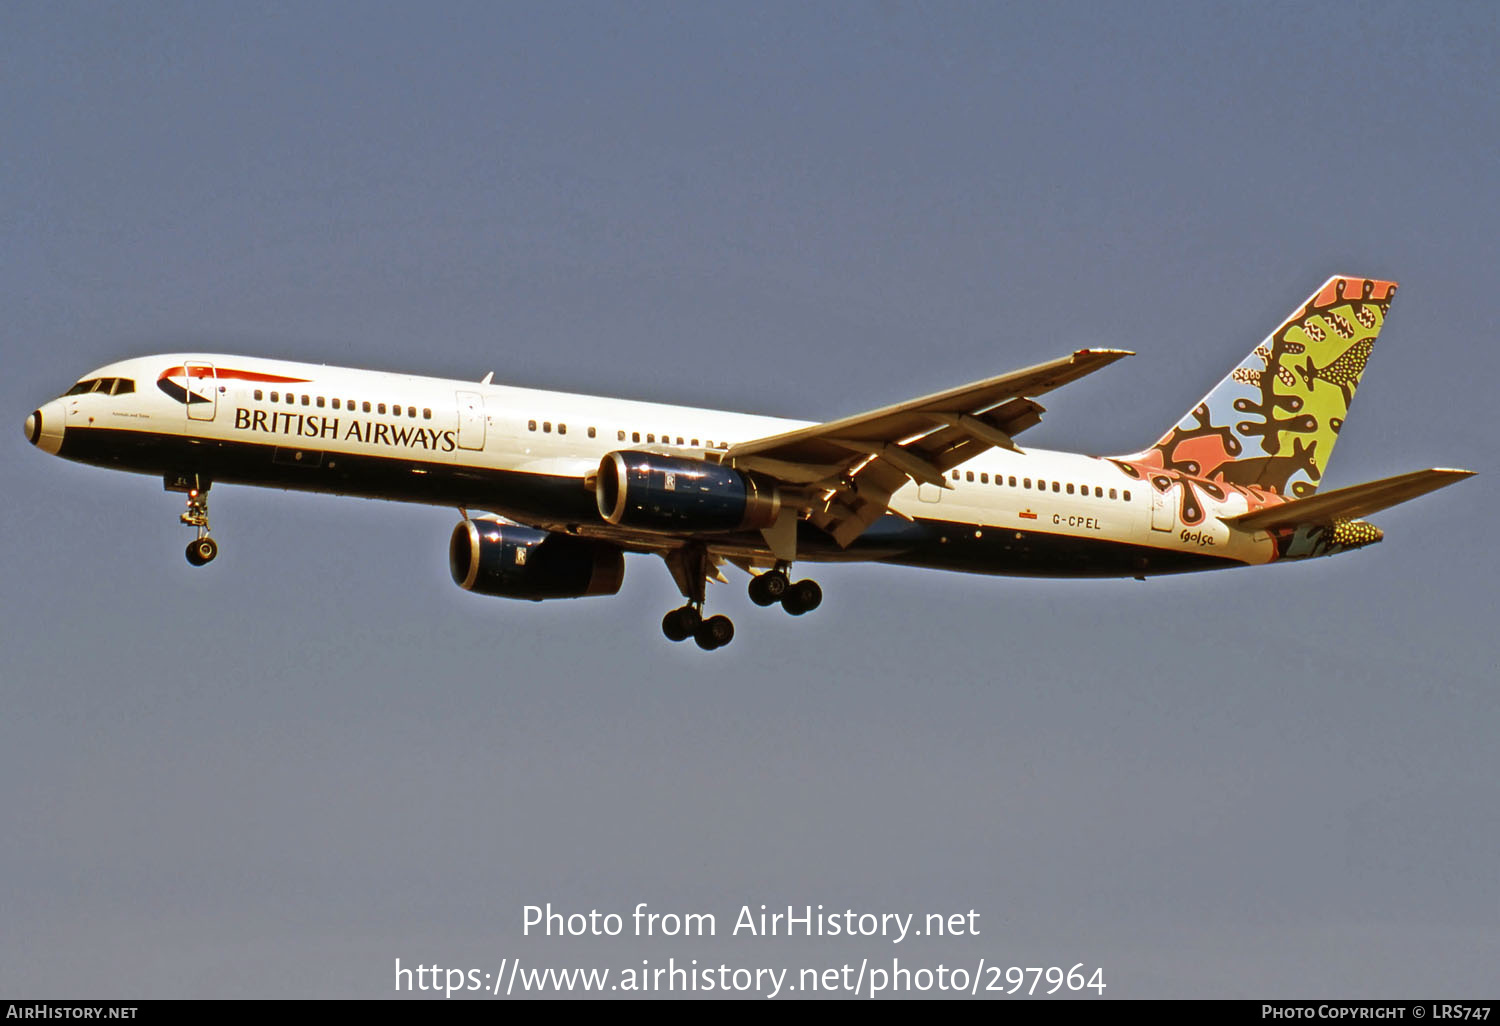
480, 372, 494, 385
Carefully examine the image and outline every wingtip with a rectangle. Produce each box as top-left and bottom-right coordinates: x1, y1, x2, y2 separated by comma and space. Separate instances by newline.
1073, 347, 1134, 358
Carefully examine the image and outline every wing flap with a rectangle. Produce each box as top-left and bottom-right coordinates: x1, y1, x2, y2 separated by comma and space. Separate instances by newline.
1223, 468, 1474, 531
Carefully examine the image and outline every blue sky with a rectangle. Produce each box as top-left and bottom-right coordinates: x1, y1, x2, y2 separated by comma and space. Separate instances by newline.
2, 1, 1495, 998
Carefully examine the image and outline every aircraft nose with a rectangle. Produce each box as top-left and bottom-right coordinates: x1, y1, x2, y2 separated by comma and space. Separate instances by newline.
25, 399, 66, 455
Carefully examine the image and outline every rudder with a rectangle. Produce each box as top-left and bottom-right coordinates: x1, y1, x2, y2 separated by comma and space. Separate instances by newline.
1121, 275, 1397, 498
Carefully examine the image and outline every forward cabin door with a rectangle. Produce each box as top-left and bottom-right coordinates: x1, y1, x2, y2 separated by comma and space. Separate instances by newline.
185, 362, 217, 421
456, 391, 485, 451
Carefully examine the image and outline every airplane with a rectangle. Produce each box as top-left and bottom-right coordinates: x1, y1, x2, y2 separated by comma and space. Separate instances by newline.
24, 275, 1472, 651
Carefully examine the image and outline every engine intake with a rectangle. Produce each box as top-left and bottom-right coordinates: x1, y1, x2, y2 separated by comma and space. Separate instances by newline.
595, 450, 781, 532
449, 520, 624, 600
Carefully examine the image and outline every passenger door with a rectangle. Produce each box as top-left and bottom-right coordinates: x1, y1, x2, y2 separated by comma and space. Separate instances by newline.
456, 391, 485, 451
185, 362, 217, 421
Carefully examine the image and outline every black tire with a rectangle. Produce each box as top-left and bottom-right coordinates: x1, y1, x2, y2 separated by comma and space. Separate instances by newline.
782, 579, 821, 615
186, 537, 217, 566
662, 609, 691, 642
706, 614, 734, 646
694, 615, 733, 650
748, 576, 773, 606
794, 579, 821, 612
749, 570, 789, 606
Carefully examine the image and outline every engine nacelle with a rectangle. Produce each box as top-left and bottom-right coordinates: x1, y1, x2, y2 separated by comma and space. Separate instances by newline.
449, 520, 624, 600
595, 450, 781, 532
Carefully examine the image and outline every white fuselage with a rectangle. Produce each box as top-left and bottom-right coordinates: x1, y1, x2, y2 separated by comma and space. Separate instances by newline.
29, 353, 1280, 576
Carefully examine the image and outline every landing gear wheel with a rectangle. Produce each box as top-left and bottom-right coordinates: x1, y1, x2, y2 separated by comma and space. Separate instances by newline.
694, 614, 734, 651
661, 605, 702, 642
781, 579, 822, 616
186, 536, 218, 566
748, 569, 789, 606
177, 479, 216, 567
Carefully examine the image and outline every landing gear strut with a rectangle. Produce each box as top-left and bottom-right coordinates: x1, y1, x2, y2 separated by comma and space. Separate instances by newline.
660, 544, 735, 651
749, 566, 821, 616
177, 479, 218, 566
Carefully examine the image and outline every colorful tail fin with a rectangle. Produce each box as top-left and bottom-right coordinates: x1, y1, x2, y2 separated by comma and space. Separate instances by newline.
1122, 275, 1397, 498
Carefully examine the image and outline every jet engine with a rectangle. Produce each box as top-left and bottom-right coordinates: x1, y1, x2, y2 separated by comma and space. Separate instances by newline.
595, 451, 781, 532
449, 520, 624, 600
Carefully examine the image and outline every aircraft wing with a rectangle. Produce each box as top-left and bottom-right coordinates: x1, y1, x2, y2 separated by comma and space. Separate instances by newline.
1223, 468, 1475, 531
724, 348, 1132, 549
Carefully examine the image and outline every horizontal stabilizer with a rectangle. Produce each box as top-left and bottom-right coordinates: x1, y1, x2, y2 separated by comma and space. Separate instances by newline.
1223, 468, 1474, 531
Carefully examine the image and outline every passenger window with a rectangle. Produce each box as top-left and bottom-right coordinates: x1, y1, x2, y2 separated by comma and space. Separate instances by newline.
408, 407, 416, 418
528, 420, 536, 431
981, 473, 989, 484
270, 391, 279, 402
1066, 483, 1075, 494
559, 424, 567, 435
543, 422, 552, 433
423, 408, 432, 419
316, 396, 325, 408
1037, 480, 1046, 490
691, 439, 699, 447
676, 437, 683, 446
378, 403, 386, 414
331, 398, 340, 410
1095, 486, 1103, 498
952, 470, 961, 481
362, 401, 371, 413
255, 390, 265, 401
1052, 482, 1060, 492
1109, 488, 1117, 500
301, 395, 310, 406
286, 393, 296, 405
1024, 478, 1032, 489
618, 430, 626, 442
632, 432, 640, 443
966, 471, 974, 482
587, 426, 596, 438
1123, 490, 1132, 502
1008, 476, 1017, 487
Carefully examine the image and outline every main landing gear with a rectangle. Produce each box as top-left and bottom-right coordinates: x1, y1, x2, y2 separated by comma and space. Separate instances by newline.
658, 549, 824, 651
747, 566, 822, 616
176, 478, 218, 567
660, 544, 736, 651
661, 605, 735, 650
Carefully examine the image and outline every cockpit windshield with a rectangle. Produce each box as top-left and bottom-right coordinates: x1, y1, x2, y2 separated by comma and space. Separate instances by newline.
65, 377, 135, 396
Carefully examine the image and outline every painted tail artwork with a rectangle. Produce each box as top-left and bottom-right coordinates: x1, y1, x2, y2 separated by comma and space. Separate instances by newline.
1105, 274, 1474, 560
1130, 275, 1394, 498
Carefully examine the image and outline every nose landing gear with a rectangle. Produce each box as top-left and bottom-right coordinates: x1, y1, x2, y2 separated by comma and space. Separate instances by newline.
169, 474, 218, 566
